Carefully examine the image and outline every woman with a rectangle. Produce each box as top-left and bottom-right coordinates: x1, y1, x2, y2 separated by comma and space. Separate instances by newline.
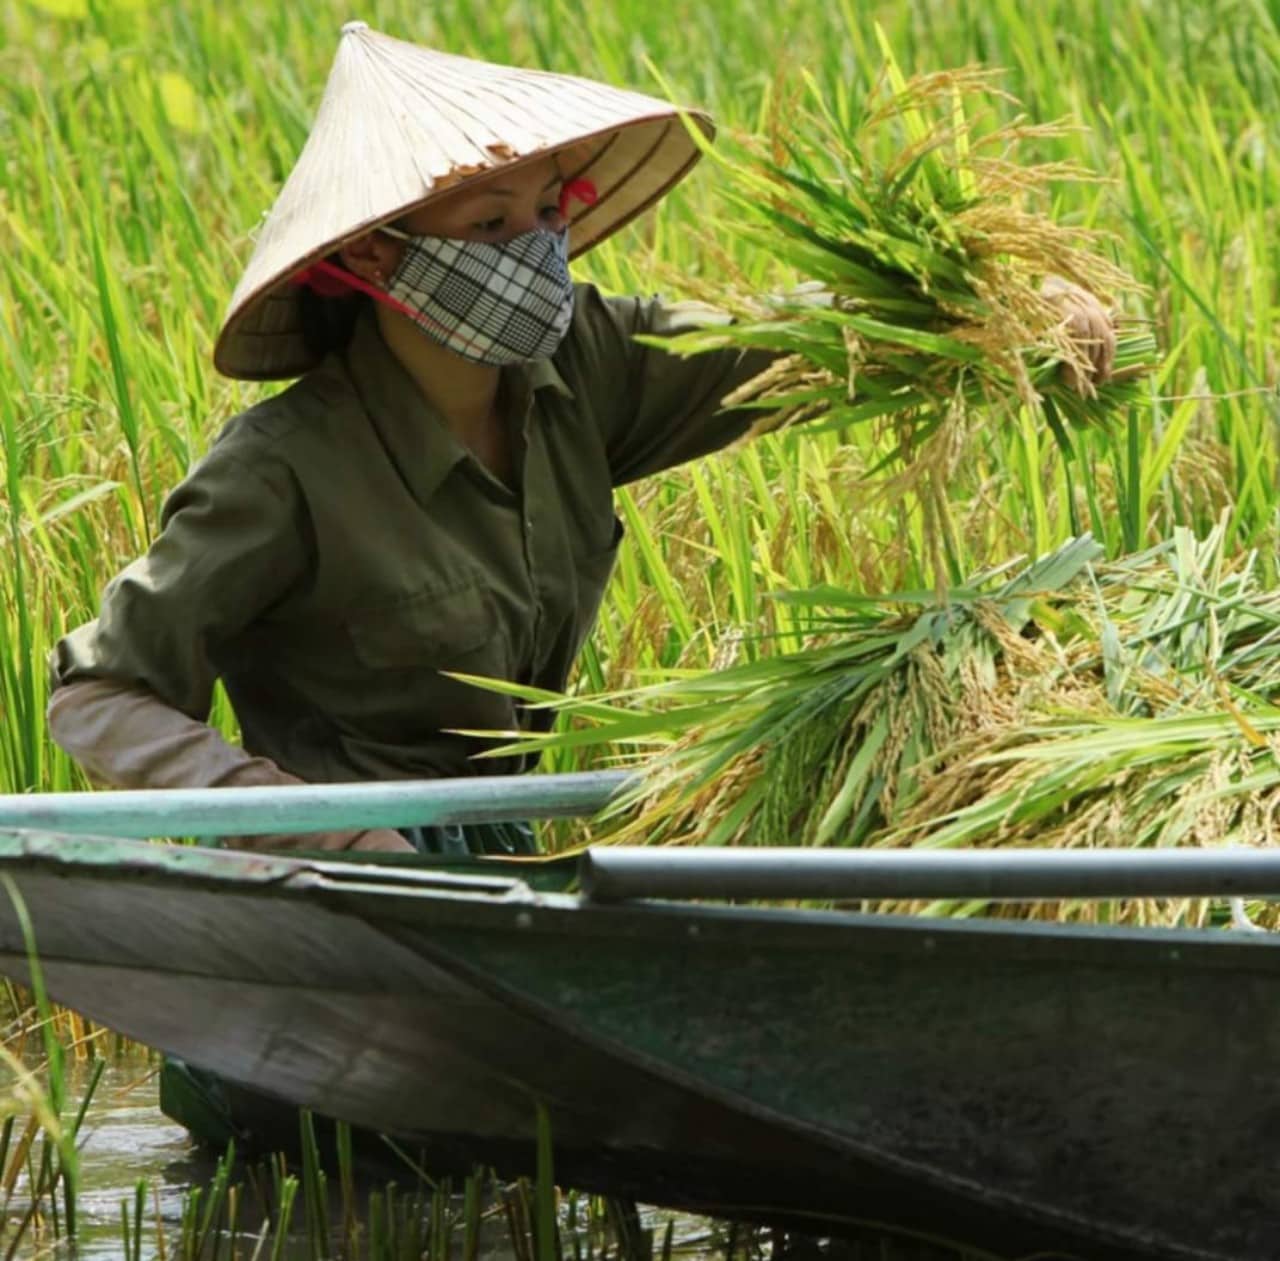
47, 24, 1115, 856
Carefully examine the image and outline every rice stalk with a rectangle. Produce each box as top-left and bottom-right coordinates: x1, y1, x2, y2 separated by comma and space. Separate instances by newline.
470, 522, 1280, 925
648, 52, 1159, 582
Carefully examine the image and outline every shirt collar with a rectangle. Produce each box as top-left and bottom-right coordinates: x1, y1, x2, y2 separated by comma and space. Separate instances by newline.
342, 305, 462, 508
527, 355, 574, 401
340, 305, 573, 507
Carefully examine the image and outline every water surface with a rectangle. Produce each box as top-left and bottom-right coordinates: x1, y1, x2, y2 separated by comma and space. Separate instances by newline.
40, 1056, 724, 1261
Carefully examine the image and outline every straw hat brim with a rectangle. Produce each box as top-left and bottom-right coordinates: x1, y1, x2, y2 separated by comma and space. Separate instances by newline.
213, 25, 713, 381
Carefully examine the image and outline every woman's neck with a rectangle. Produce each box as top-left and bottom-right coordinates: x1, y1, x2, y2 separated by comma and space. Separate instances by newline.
374, 303, 500, 438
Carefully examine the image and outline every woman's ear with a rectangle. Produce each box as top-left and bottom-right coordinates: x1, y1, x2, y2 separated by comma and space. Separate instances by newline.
337, 230, 404, 285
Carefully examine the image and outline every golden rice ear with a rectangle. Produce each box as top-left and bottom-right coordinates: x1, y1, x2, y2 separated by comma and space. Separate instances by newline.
214, 21, 714, 381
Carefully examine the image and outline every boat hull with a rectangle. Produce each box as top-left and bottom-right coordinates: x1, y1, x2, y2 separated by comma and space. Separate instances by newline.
1, 832, 1277, 1258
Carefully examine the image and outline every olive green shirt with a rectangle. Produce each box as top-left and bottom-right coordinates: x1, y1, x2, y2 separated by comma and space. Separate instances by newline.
54, 285, 771, 782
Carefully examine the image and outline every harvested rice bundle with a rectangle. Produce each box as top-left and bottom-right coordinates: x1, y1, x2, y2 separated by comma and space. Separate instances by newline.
470, 524, 1280, 926
659, 48, 1156, 505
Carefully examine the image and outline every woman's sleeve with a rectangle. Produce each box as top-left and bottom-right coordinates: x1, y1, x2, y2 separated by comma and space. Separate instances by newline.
51, 439, 311, 720
45, 678, 413, 852
569, 284, 781, 486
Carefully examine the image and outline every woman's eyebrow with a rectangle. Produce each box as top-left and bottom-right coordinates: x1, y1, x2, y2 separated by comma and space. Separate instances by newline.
476, 173, 564, 198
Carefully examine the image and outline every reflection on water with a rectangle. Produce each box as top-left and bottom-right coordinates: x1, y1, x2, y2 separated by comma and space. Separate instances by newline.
40, 1057, 725, 1261
58, 1058, 221, 1258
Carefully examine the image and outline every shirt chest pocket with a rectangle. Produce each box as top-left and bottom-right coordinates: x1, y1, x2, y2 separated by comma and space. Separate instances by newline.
345, 580, 504, 671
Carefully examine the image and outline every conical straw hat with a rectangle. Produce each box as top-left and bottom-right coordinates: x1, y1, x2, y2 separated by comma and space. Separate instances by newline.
214, 21, 714, 380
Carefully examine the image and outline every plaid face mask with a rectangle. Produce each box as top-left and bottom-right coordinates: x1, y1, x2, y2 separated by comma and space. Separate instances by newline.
379, 225, 574, 366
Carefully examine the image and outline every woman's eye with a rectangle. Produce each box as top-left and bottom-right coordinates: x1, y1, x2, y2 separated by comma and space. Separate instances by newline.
474, 216, 505, 232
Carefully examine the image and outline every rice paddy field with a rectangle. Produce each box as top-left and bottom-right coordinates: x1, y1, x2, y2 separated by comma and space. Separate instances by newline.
2, 0, 1280, 1254
2, 0, 1278, 798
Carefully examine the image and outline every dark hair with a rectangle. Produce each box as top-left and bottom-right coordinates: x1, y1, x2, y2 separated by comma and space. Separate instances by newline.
297, 254, 368, 360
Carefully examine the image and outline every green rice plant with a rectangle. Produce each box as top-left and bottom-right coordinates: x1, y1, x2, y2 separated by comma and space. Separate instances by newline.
175, 1140, 239, 1258
470, 521, 1280, 926
119, 1177, 146, 1261
268, 1165, 299, 1261
72, 1106, 655, 1261
535, 1101, 557, 1261
299, 1109, 330, 1261
0, 880, 108, 1256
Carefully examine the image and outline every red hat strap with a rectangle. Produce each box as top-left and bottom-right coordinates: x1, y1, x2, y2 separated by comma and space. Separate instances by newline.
288, 258, 419, 319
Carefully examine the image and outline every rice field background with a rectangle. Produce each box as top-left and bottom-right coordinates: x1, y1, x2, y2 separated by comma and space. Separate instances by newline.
2, 0, 1278, 801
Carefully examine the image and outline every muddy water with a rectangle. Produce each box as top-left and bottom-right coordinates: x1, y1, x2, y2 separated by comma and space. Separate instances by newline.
55, 1058, 227, 1258
51, 1057, 723, 1261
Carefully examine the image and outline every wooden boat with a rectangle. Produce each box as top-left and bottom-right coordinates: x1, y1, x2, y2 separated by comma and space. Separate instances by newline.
2, 779, 1280, 1259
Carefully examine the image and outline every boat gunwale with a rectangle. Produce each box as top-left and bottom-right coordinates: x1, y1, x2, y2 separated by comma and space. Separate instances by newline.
3, 829, 1280, 971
